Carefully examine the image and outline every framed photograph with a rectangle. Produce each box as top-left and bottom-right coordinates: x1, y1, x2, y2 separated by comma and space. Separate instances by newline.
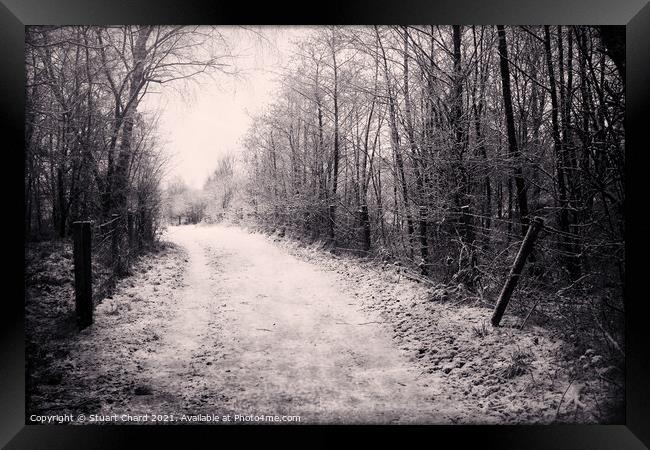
2, 0, 648, 447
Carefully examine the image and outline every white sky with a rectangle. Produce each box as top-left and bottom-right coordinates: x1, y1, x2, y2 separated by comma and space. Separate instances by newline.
142, 26, 312, 189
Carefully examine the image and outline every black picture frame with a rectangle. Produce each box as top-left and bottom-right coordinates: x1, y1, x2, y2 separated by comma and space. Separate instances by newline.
2, 0, 648, 447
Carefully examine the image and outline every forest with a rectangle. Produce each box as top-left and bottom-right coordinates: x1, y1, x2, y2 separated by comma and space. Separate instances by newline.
24, 25, 240, 285
240, 26, 625, 357
25, 25, 625, 371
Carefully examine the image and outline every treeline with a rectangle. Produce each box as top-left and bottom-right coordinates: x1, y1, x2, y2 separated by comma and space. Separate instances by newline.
242, 26, 625, 349
163, 153, 245, 225
25, 25, 235, 274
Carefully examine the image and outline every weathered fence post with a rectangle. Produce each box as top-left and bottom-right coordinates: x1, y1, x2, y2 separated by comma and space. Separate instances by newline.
127, 210, 135, 264
127, 210, 135, 248
111, 213, 119, 266
328, 204, 336, 242
359, 204, 370, 252
73, 221, 93, 328
491, 217, 544, 327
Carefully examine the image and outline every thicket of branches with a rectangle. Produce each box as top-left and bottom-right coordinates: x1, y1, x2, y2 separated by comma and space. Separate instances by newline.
242, 26, 625, 358
24, 25, 236, 280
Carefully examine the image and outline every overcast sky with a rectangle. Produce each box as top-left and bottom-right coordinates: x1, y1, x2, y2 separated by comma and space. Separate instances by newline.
142, 26, 311, 190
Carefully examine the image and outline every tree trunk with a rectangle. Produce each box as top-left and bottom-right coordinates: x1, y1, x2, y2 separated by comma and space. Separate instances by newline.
329, 30, 340, 244
111, 27, 152, 218
451, 25, 475, 249
597, 26, 625, 86
403, 28, 429, 271
497, 25, 529, 236
544, 27, 571, 237
376, 27, 414, 253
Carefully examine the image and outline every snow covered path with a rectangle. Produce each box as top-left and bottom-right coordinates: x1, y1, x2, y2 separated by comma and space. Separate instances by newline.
30, 224, 617, 425
155, 224, 453, 423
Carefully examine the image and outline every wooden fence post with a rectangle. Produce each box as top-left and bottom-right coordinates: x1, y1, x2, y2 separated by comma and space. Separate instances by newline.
127, 210, 135, 264
359, 204, 370, 252
127, 210, 134, 248
73, 221, 93, 328
111, 213, 119, 266
328, 204, 336, 242
491, 217, 544, 327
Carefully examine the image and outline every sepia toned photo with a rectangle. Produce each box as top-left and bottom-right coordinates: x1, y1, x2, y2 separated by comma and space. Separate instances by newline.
24, 25, 625, 425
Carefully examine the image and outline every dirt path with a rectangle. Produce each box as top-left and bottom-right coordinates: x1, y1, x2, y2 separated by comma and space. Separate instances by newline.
142, 224, 453, 424
29, 224, 619, 425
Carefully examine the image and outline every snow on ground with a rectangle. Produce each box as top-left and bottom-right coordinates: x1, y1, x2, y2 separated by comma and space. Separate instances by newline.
163, 224, 460, 423
25, 224, 622, 424
26, 241, 189, 417
257, 226, 623, 424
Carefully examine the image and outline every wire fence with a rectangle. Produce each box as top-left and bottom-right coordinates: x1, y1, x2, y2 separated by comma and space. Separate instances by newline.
250, 199, 624, 347
87, 210, 145, 304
